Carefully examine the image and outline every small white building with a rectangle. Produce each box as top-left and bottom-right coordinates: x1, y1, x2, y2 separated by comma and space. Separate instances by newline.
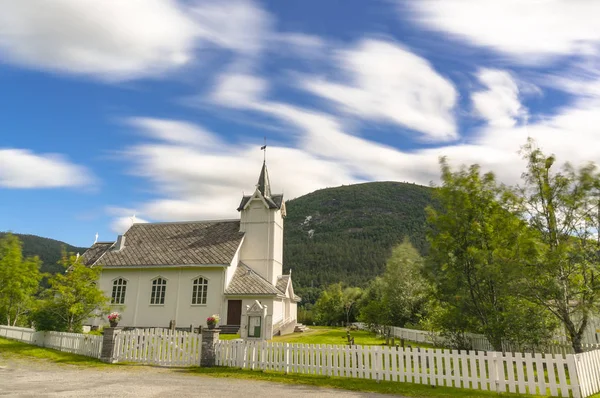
82, 162, 300, 337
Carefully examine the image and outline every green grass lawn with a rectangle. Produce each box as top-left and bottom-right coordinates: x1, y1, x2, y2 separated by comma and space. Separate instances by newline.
220, 333, 240, 340
270, 326, 435, 349
0, 337, 107, 367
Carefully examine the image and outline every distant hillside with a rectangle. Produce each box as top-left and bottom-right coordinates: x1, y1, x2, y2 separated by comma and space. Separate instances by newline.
282, 182, 436, 291
0, 232, 86, 275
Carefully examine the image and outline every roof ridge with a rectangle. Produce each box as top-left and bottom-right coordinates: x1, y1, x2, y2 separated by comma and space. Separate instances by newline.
130, 218, 240, 226
238, 262, 276, 287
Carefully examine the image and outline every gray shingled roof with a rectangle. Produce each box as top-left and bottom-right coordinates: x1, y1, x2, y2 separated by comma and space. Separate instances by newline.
224, 263, 282, 296
276, 275, 289, 294
237, 194, 283, 211
81, 242, 113, 266
83, 220, 244, 267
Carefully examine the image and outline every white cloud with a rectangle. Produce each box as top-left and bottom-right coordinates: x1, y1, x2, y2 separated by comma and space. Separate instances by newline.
272, 32, 327, 58
211, 73, 269, 107
300, 39, 458, 141
127, 117, 223, 147
407, 0, 600, 63
0, 149, 93, 188
191, 0, 272, 58
120, 83, 600, 224
0, 0, 272, 80
472, 69, 527, 127
122, 117, 354, 222
0, 0, 197, 80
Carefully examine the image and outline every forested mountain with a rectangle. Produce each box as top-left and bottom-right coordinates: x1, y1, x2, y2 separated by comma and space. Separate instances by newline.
0, 232, 86, 275
282, 181, 436, 292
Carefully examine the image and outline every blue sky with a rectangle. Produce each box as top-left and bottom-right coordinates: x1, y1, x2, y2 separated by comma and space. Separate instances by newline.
1, 0, 600, 247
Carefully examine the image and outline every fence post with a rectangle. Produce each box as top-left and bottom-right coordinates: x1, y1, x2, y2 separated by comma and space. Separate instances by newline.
100, 327, 121, 363
200, 328, 220, 367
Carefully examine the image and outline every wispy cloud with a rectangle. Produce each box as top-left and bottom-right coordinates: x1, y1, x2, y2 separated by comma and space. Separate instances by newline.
406, 0, 600, 64
471, 69, 528, 128
0, 0, 272, 80
300, 39, 458, 141
0, 148, 94, 188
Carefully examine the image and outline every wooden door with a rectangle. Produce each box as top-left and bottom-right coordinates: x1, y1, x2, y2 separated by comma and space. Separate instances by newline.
227, 300, 242, 325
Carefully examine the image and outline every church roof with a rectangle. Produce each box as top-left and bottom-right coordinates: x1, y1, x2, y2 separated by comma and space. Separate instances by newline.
276, 274, 302, 302
81, 242, 113, 265
276, 275, 289, 294
82, 220, 244, 267
237, 193, 283, 211
257, 161, 271, 197
237, 161, 284, 211
224, 263, 283, 296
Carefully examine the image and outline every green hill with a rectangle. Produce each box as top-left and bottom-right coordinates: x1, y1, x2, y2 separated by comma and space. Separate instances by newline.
282, 181, 436, 294
0, 232, 86, 275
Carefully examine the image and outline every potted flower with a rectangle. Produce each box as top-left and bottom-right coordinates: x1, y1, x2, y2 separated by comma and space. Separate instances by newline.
206, 314, 220, 329
108, 312, 121, 328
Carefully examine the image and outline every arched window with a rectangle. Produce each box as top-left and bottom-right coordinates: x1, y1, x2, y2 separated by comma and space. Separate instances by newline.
191, 277, 208, 305
150, 277, 167, 305
111, 278, 127, 304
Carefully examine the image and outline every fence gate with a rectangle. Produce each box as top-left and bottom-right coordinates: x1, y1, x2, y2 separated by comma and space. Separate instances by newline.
113, 328, 201, 366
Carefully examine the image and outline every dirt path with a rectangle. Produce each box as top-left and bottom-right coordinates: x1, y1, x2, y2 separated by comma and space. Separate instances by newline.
0, 357, 399, 398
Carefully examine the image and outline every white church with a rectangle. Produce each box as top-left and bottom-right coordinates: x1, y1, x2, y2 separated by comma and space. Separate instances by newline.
83, 161, 301, 338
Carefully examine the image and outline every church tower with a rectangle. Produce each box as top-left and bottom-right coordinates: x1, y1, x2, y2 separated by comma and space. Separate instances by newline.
237, 161, 286, 285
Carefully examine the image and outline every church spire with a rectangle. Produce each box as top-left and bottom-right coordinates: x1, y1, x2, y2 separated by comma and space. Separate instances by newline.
257, 161, 271, 198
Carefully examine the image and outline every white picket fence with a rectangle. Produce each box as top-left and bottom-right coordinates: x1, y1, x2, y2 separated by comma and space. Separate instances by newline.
575, 349, 600, 398
216, 340, 585, 397
0, 325, 103, 359
355, 323, 600, 355
113, 328, 201, 366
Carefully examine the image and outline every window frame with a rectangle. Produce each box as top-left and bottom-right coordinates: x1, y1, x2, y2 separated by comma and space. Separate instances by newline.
191, 276, 208, 306
150, 276, 168, 305
111, 277, 128, 305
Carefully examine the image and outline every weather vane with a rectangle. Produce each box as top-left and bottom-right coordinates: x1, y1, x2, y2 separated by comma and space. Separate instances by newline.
260, 137, 267, 162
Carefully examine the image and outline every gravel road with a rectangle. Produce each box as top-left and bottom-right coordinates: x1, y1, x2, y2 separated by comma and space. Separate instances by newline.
0, 358, 401, 398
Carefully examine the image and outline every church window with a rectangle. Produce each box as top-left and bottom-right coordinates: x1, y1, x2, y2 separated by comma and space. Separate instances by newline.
192, 277, 208, 305
111, 278, 127, 304
150, 277, 167, 305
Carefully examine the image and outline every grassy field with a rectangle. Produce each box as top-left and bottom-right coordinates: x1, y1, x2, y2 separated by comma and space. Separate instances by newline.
0, 337, 107, 367
270, 326, 435, 349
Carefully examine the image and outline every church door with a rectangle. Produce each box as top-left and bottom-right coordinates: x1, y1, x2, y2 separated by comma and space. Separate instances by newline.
227, 300, 242, 325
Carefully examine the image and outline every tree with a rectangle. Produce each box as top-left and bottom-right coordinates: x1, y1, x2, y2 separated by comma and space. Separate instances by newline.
426, 158, 553, 351
342, 287, 363, 325
0, 233, 42, 326
34, 252, 109, 332
313, 283, 345, 326
359, 239, 430, 330
513, 140, 600, 353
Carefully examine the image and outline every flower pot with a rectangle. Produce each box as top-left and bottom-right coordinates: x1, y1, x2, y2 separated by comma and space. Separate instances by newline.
207, 323, 216, 330
109, 321, 119, 328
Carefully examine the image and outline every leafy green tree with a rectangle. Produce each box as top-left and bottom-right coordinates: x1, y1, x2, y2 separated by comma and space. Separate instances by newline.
359, 239, 430, 330
313, 283, 345, 325
342, 287, 363, 325
0, 233, 42, 326
358, 277, 387, 327
426, 158, 552, 351
34, 252, 109, 332
513, 140, 600, 353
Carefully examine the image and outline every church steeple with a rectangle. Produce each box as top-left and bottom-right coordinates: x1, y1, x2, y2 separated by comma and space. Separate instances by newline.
257, 161, 271, 198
